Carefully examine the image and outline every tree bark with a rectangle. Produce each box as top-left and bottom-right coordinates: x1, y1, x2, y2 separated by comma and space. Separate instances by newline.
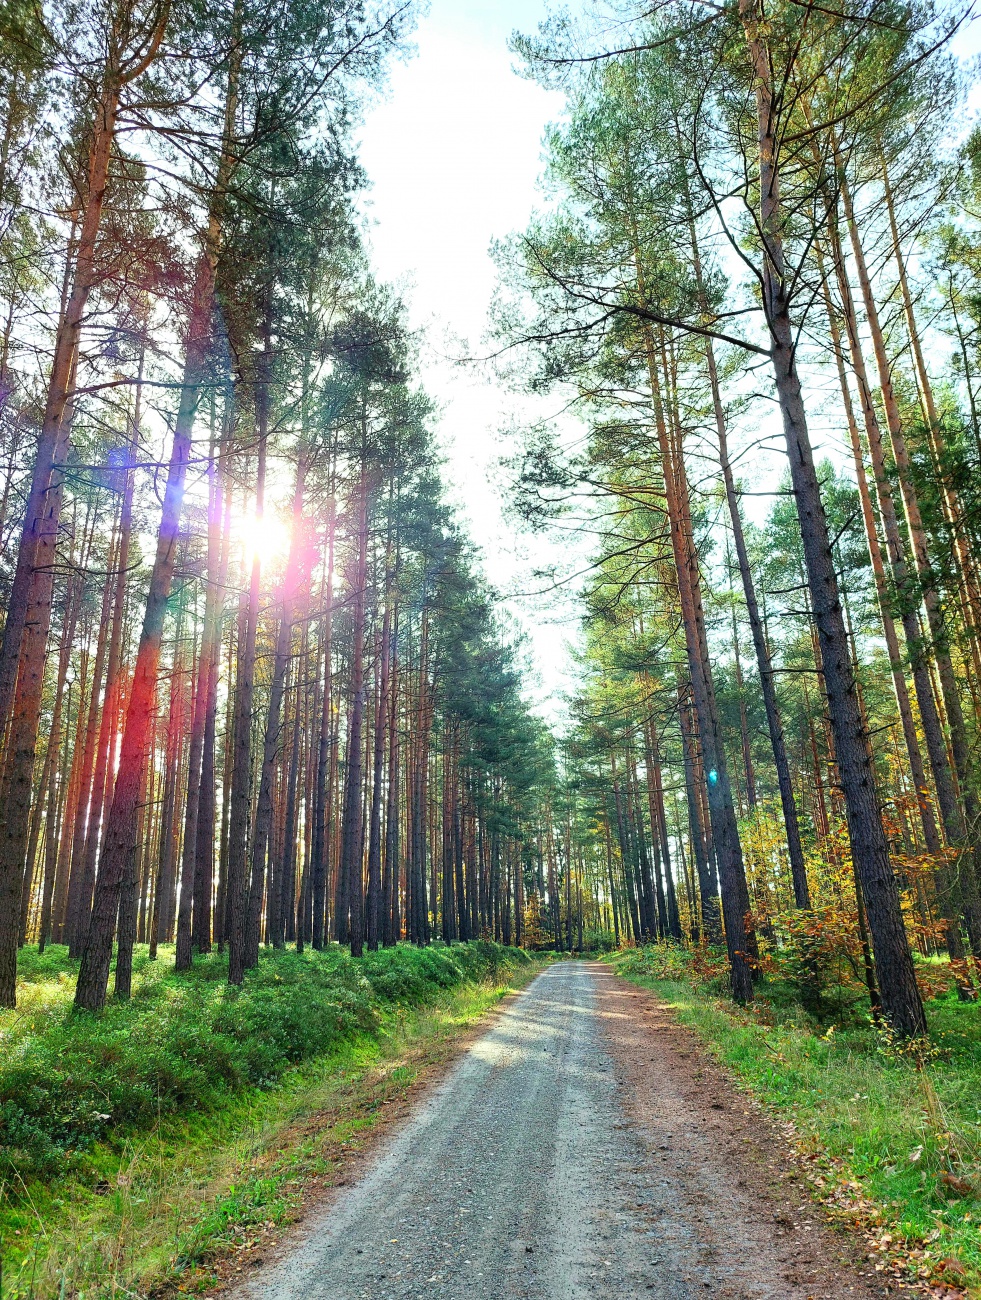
817, 212, 978, 960
244, 458, 306, 970
339, 456, 369, 957
739, 0, 925, 1034
311, 500, 336, 948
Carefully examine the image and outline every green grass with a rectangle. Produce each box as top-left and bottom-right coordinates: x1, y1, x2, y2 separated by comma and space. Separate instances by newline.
609, 945, 981, 1295
0, 940, 535, 1298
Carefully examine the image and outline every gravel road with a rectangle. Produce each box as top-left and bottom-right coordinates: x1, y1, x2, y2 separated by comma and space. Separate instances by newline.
236, 963, 883, 1300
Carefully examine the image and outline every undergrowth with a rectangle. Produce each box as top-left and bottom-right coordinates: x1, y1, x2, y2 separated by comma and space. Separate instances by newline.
611, 944, 981, 1294
0, 938, 530, 1297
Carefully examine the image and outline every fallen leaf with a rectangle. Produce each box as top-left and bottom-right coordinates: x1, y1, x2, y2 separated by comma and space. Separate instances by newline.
936, 1256, 967, 1278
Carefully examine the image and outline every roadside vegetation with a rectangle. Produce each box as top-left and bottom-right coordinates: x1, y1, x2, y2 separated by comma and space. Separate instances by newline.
612, 944, 981, 1293
0, 941, 534, 1298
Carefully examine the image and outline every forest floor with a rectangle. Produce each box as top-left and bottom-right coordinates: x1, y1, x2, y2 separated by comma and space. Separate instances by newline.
225, 962, 896, 1300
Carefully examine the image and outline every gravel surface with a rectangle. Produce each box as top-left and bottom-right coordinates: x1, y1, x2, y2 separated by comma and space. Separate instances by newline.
235, 963, 885, 1300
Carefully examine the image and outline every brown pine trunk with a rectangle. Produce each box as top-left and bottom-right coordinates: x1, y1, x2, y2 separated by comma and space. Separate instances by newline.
0, 77, 119, 744
817, 210, 978, 958
175, 422, 225, 967
730, 605, 757, 811
383, 607, 400, 946
627, 750, 657, 938
641, 718, 670, 937
66, 448, 135, 952
311, 500, 336, 948
689, 222, 809, 905
0, 6, 169, 924
26, 584, 79, 945
645, 720, 681, 938
441, 730, 454, 942
226, 533, 260, 985
274, 630, 306, 948
840, 167, 972, 793
678, 685, 721, 944
114, 745, 151, 999
244, 458, 306, 969
193, 466, 232, 954
59, 504, 120, 939
364, 613, 384, 950
215, 611, 237, 951
175, 612, 207, 971
814, 242, 940, 852
152, 642, 187, 950
882, 156, 981, 679
0, 453, 66, 1002
38, 681, 74, 951
644, 321, 753, 996
409, 611, 431, 944
839, 171, 981, 953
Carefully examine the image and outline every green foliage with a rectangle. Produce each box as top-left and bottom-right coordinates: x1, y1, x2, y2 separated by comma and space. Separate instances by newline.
614, 943, 737, 993
580, 927, 617, 953
0, 942, 529, 1183
764, 903, 875, 1023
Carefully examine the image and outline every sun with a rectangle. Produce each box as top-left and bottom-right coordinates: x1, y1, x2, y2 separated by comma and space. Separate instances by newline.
233, 509, 292, 571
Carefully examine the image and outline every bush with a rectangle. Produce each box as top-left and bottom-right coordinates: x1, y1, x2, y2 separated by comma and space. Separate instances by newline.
0, 942, 528, 1182
613, 942, 726, 985
581, 928, 617, 953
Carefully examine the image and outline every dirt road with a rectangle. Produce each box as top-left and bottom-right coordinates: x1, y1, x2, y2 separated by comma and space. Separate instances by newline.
235, 963, 884, 1300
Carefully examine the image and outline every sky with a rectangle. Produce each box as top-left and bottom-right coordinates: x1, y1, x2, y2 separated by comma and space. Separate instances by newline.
356, 0, 585, 715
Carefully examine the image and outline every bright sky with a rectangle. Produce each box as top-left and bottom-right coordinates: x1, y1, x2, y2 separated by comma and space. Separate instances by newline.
357, 0, 585, 715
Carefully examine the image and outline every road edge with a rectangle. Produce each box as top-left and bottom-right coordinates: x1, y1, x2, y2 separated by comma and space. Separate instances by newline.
184, 961, 546, 1299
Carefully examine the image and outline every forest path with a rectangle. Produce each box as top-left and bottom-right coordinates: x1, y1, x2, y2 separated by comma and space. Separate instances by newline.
233, 963, 884, 1300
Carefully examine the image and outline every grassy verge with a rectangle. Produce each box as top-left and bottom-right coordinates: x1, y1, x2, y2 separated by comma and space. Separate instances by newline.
0, 941, 537, 1298
609, 946, 981, 1296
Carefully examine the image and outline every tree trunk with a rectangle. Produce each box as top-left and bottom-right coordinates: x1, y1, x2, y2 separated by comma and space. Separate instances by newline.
383, 606, 400, 946
688, 220, 809, 906
366, 586, 390, 951
311, 502, 336, 949
645, 322, 754, 997
0, 453, 66, 1002
0, 72, 121, 745
244, 458, 306, 969
740, 0, 925, 1034
340, 460, 369, 957
67, 449, 135, 952
817, 213, 978, 960
74, 206, 227, 1010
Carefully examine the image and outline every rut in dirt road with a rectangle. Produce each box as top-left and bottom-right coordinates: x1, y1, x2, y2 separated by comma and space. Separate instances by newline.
235, 964, 882, 1300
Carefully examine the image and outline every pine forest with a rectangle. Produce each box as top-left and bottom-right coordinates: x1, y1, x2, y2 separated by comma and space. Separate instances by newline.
4, 0, 981, 1295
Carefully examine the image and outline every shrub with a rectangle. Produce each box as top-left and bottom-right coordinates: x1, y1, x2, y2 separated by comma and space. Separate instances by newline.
613, 942, 725, 985
581, 928, 616, 953
0, 942, 528, 1182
